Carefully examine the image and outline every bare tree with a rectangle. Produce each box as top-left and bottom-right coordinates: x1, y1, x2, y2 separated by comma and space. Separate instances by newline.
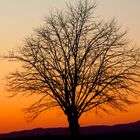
6, 0, 140, 136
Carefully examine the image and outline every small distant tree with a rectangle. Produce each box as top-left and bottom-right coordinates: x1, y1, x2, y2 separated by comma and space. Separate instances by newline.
6, 0, 140, 136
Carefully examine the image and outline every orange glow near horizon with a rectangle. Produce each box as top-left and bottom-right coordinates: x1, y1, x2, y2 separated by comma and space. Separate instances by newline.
0, 0, 140, 133
0, 60, 140, 133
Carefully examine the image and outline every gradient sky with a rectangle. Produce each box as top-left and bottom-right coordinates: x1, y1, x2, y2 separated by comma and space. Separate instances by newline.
0, 0, 140, 133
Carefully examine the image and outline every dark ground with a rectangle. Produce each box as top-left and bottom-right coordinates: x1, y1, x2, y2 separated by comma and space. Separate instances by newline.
1, 131, 140, 140
0, 120, 140, 140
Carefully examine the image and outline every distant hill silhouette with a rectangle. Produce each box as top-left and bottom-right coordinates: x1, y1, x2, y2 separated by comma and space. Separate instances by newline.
0, 120, 140, 140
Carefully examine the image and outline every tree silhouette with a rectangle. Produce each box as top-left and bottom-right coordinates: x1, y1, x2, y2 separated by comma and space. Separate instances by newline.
6, 0, 140, 136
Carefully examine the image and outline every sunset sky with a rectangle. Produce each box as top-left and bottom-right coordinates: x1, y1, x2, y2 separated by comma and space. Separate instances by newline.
0, 0, 140, 133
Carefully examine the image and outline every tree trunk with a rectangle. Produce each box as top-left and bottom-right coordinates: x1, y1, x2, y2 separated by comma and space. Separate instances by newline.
67, 114, 80, 137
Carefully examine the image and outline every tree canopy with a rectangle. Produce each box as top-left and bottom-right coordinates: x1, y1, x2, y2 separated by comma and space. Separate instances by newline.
6, 0, 140, 136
